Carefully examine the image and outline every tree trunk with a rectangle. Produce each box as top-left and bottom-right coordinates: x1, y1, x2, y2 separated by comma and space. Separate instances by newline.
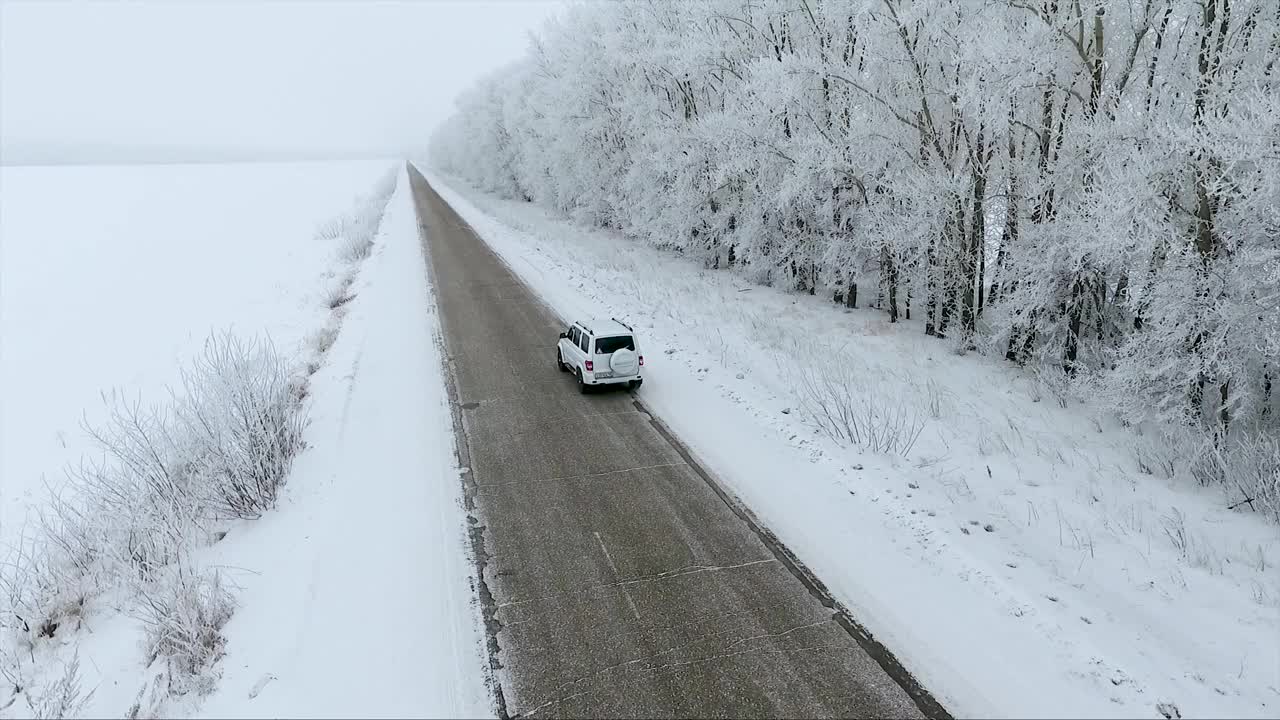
1189, 328, 1207, 424
1185, 0, 1228, 426
1263, 370, 1273, 421
1217, 380, 1230, 446
976, 231, 987, 317
1064, 274, 1085, 374
938, 283, 954, 337
1006, 328, 1022, 363
1146, 3, 1174, 113
961, 127, 987, 342
1192, 0, 1225, 262
925, 231, 939, 335
1190, 373, 1205, 426
884, 244, 900, 323
989, 114, 1020, 306
938, 195, 966, 338
1089, 5, 1105, 119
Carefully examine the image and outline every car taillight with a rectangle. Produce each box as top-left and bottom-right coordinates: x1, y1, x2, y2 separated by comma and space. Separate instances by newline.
639, 355, 644, 366
585, 360, 594, 371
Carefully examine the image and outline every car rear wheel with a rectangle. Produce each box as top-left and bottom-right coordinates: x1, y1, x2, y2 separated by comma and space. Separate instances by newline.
577, 369, 588, 394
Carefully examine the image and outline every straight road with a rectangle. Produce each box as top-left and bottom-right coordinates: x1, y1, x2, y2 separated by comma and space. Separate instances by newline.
408, 165, 941, 719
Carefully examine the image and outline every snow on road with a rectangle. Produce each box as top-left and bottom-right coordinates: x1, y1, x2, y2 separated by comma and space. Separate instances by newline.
425, 167, 1280, 720
196, 166, 490, 718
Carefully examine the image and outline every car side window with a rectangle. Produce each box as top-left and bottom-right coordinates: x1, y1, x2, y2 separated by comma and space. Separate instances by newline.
569, 327, 579, 346
579, 333, 590, 353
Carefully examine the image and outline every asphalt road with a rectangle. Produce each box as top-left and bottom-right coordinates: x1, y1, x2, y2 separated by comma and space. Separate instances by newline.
408, 165, 940, 719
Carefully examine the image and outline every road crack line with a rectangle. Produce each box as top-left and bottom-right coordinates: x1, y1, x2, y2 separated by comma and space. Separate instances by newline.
593, 531, 642, 621
496, 558, 780, 611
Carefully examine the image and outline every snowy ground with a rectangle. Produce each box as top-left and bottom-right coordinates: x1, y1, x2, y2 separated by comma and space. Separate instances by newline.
194, 166, 489, 718
1, 161, 385, 550
1, 162, 489, 717
425, 168, 1280, 720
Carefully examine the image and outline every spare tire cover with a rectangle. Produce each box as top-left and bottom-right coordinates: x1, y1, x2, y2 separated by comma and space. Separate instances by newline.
609, 348, 639, 375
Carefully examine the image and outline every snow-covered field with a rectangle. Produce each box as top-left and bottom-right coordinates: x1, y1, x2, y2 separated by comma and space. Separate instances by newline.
0, 161, 488, 717
1, 161, 386, 549
426, 168, 1280, 720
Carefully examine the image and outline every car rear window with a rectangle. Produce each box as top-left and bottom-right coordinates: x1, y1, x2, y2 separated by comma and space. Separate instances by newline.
595, 335, 635, 354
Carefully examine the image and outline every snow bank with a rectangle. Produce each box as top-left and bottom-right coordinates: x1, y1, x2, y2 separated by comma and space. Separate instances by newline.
194, 166, 490, 718
425, 168, 1280, 720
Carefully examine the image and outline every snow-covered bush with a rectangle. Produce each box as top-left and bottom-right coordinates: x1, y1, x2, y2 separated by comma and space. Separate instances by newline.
176, 333, 306, 521
64, 332, 305, 535
314, 217, 344, 242
65, 391, 200, 581
317, 168, 398, 266
0, 645, 95, 719
307, 322, 340, 358
1, 526, 82, 645
790, 344, 926, 456
338, 234, 374, 264
1200, 433, 1280, 523
25, 649, 94, 719
0, 329, 305, 714
1133, 432, 1179, 479
0, 394, 197, 654
322, 276, 355, 311
133, 559, 235, 697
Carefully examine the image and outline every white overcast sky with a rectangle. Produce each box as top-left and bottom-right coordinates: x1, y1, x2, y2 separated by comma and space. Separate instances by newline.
0, 0, 562, 161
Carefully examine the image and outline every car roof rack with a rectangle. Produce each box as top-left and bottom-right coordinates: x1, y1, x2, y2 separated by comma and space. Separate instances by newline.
576, 320, 593, 335
610, 317, 633, 331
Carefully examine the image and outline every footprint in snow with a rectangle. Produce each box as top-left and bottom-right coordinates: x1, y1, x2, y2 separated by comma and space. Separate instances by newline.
249, 674, 277, 700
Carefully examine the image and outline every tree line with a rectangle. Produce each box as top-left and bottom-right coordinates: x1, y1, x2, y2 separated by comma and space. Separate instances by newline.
433, 0, 1279, 504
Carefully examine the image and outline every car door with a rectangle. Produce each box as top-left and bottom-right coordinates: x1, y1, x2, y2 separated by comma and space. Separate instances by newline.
577, 330, 591, 371
567, 326, 583, 369
560, 326, 574, 363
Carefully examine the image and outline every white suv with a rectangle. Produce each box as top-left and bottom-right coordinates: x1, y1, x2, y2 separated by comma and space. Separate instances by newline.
556, 317, 644, 393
